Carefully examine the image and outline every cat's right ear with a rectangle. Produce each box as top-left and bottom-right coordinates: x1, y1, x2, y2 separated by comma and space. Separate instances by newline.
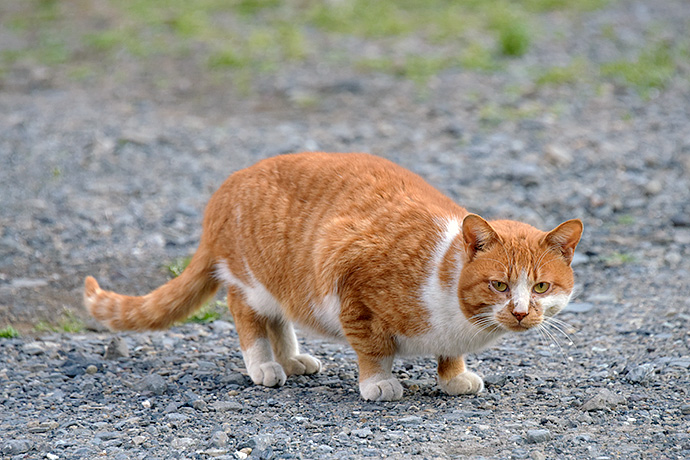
462, 214, 498, 261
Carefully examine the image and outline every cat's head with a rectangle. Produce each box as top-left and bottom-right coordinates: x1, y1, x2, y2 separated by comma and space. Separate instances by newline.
457, 214, 583, 334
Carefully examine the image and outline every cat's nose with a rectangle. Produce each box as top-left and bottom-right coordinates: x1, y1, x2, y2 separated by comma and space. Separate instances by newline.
512, 310, 528, 322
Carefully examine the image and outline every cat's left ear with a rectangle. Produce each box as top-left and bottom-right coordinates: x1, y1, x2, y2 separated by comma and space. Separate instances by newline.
462, 214, 499, 261
542, 219, 583, 264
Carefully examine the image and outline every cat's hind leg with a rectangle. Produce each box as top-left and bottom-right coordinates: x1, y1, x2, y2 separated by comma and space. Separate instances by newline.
266, 319, 322, 377
437, 355, 484, 395
227, 288, 286, 387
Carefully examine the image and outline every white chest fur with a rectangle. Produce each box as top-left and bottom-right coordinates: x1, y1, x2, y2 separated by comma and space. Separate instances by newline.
396, 218, 503, 357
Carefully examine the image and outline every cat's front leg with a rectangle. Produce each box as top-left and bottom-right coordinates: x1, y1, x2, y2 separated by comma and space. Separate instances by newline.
356, 354, 403, 401
437, 355, 484, 395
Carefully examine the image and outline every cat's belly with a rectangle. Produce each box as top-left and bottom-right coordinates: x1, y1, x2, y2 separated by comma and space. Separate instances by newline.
214, 261, 345, 338
395, 322, 504, 357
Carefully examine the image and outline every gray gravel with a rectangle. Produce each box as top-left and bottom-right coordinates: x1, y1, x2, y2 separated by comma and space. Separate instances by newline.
2, 0, 690, 458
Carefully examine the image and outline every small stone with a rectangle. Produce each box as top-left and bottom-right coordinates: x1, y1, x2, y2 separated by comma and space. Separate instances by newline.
210, 431, 229, 447
141, 399, 151, 409
171, 437, 195, 449
210, 320, 234, 333
544, 144, 573, 166
105, 337, 130, 359
85, 364, 98, 374
2, 439, 33, 455
580, 388, 626, 412
680, 405, 690, 415
132, 436, 146, 446
211, 401, 243, 412
46, 454, 59, 460
625, 363, 654, 383
671, 214, 690, 227
398, 416, 423, 424
644, 179, 663, 196
484, 374, 508, 386
530, 451, 547, 460
95, 431, 121, 441
22, 342, 45, 356
525, 429, 552, 444
317, 445, 334, 453
351, 428, 373, 438
193, 399, 208, 411
136, 374, 167, 395
221, 373, 248, 386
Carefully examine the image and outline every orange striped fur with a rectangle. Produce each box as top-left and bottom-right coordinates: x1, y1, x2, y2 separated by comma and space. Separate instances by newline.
85, 152, 582, 400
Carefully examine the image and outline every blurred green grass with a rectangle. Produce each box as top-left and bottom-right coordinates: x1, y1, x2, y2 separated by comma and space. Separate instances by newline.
0, 0, 685, 96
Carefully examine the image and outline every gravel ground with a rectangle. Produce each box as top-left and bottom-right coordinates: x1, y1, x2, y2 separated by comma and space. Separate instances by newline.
1, 0, 690, 458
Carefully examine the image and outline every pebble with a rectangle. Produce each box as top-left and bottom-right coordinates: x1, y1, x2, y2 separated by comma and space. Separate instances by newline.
580, 389, 626, 412
525, 429, 552, 444
211, 401, 244, 412
351, 428, 373, 438
625, 363, 654, 383
210, 431, 229, 447
105, 336, 130, 359
2, 439, 33, 455
171, 437, 196, 449
136, 374, 168, 395
22, 342, 45, 356
397, 416, 423, 425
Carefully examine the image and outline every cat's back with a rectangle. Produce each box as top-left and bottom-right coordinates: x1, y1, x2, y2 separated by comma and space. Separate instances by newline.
203, 152, 468, 332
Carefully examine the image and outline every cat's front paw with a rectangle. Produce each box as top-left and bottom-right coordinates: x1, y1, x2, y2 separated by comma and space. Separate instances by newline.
248, 361, 287, 387
360, 377, 404, 401
282, 354, 322, 376
439, 370, 484, 395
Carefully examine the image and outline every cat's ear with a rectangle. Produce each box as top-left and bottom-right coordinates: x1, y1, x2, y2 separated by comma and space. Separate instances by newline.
542, 219, 583, 264
462, 214, 499, 261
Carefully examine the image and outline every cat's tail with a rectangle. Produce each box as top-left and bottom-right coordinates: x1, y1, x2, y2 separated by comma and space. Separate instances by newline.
84, 246, 220, 330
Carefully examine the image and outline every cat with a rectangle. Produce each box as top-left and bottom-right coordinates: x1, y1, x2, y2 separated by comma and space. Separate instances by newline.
84, 152, 583, 401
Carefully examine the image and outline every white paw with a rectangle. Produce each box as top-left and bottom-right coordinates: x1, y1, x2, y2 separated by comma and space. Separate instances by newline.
282, 354, 322, 376
360, 377, 404, 401
248, 361, 287, 387
439, 370, 484, 395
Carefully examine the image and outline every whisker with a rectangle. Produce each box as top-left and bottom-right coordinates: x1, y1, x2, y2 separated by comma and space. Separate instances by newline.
543, 318, 575, 346
537, 323, 570, 365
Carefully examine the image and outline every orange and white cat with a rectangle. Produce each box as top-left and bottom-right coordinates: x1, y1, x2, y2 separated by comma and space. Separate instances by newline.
85, 152, 582, 401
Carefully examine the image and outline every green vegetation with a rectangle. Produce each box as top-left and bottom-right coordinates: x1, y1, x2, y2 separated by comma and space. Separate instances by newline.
603, 251, 637, 267
536, 58, 589, 87
0, 0, 617, 91
3, 0, 685, 97
35, 311, 86, 334
187, 300, 226, 324
0, 325, 20, 339
164, 256, 229, 324
165, 256, 192, 278
600, 40, 680, 97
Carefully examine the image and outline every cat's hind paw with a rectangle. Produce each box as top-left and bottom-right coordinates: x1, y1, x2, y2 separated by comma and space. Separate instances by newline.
360, 377, 404, 401
282, 354, 322, 376
439, 370, 484, 395
248, 361, 287, 387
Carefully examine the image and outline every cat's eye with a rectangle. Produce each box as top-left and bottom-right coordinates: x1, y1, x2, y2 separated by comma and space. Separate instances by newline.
490, 281, 509, 292
533, 282, 550, 294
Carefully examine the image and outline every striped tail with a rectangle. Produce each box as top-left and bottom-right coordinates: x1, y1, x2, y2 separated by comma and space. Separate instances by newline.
84, 248, 220, 330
